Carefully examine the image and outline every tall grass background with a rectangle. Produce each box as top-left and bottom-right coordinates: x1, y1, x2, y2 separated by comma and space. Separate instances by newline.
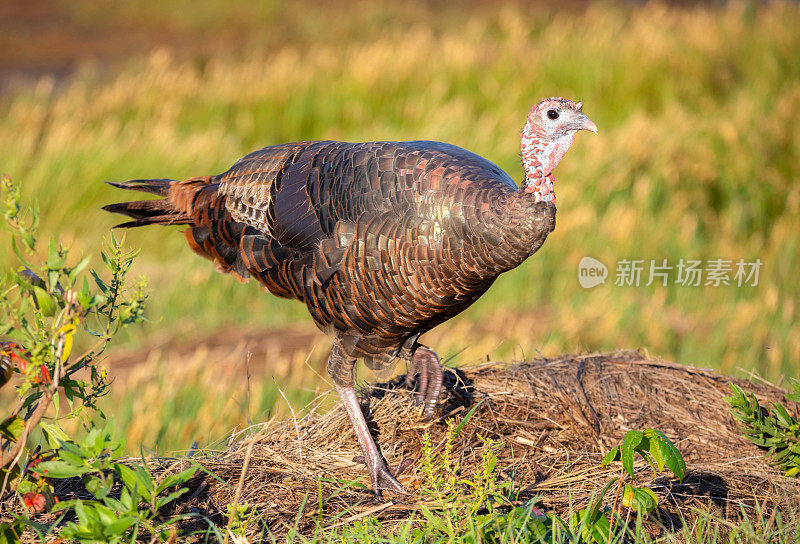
1, 1, 798, 452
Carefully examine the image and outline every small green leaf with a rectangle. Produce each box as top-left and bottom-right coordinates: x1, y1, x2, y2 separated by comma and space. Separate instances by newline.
786, 379, 800, 403
40, 420, 70, 449
634, 435, 651, 454
101, 250, 119, 273
16, 479, 37, 494
68, 256, 91, 286
622, 430, 644, 478
33, 286, 57, 317
73, 499, 89, 526
11, 237, 31, 266
82, 427, 101, 454
102, 496, 125, 512
644, 429, 665, 473
601, 446, 620, 466
156, 487, 189, 509
35, 460, 90, 479
58, 448, 87, 469
727, 382, 745, 401
90, 270, 109, 294
93, 428, 110, 456
115, 464, 153, 502
103, 517, 136, 538
47, 239, 65, 270
637, 449, 658, 474
50, 499, 79, 513
119, 486, 135, 512
155, 465, 198, 494
587, 512, 612, 544
621, 484, 658, 514
47, 270, 59, 292
92, 503, 119, 526
84, 474, 112, 499
648, 429, 686, 481
582, 477, 617, 527
77, 275, 93, 307
0, 416, 25, 442
453, 400, 483, 438
772, 404, 796, 429
573, 508, 613, 544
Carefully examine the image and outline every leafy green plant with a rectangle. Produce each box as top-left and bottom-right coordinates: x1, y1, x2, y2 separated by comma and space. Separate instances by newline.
226, 500, 255, 540
407, 404, 560, 542
410, 407, 575, 543
32, 426, 198, 543
578, 428, 687, 543
0, 176, 210, 542
472, 501, 567, 544
1, 173, 147, 472
726, 381, 800, 477
415, 413, 503, 538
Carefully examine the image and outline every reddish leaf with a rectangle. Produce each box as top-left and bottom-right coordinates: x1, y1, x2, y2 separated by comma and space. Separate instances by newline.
22, 492, 47, 513
36, 364, 51, 384
530, 505, 546, 519
1, 342, 31, 373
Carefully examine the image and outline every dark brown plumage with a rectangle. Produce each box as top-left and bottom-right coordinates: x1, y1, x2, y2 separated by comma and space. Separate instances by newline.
104, 98, 596, 497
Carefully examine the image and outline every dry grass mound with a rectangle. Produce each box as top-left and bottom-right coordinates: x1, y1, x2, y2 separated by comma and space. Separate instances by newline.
163, 350, 799, 538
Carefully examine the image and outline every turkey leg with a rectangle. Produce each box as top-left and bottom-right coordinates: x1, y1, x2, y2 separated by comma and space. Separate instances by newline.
327, 341, 406, 498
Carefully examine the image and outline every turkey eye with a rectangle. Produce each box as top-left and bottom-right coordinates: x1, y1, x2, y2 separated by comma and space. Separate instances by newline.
547, 109, 559, 120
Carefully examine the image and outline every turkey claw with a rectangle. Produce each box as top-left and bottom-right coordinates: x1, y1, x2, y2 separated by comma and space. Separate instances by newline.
352, 456, 412, 498
405, 347, 444, 419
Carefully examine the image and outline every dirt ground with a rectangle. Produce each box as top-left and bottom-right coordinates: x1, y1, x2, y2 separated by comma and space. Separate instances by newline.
105, 324, 328, 382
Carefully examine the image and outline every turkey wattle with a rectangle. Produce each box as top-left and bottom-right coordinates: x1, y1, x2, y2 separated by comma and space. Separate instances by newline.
104, 97, 597, 497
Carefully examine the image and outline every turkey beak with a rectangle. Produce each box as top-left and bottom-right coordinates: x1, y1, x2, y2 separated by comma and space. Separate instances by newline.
574, 113, 598, 135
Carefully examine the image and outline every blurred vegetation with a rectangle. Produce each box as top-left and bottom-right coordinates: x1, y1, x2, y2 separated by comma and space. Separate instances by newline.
1, 1, 799, 452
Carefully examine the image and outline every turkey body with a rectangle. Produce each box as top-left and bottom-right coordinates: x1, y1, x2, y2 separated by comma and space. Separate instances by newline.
104, 122, 579, 498
111, 140, 556, 383
106, 98, 595, 498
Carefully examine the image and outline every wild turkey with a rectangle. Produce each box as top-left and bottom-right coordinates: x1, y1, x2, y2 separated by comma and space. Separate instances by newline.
104, 97, 597, 497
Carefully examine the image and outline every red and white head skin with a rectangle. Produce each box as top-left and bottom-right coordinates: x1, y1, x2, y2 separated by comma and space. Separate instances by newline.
520, 97, 597, 204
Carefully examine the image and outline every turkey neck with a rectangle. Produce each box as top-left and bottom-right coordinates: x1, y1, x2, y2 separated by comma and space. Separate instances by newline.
461, 188, 556, 278
520, 124, 576, 204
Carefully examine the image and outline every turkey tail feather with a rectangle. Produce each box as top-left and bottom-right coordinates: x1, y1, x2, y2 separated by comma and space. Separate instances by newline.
105, 178, 173, 196
103, 177, 211, 228
102, 200, 189, 228
104, 175, 254, 282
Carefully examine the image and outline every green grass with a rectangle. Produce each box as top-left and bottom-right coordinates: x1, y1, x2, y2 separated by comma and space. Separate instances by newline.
300, 509, 800, 544
1, 1, 799, 454
293, 501, 800, 544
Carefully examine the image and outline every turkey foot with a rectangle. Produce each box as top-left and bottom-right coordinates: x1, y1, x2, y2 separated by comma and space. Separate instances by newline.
353, 456, 414, 478
335, 383, 407, 498
405, 347, 444, 419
